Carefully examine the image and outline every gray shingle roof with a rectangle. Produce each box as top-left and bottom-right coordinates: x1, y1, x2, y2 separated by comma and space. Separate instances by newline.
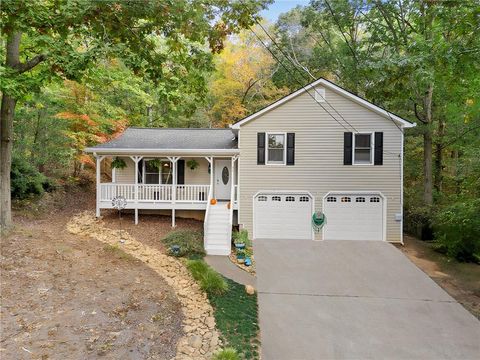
88, 128, 238, 151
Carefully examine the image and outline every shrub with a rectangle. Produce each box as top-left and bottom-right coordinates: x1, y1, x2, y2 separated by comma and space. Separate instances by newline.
161, 230, 205, 259
186, 260, 228, 296
232, 229, 251, 247
11, 156, 55, 199
212, 348, 240, 360
432, 199, 480, 263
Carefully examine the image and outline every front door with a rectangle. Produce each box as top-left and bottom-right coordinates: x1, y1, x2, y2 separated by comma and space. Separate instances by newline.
214, 160, 231, 200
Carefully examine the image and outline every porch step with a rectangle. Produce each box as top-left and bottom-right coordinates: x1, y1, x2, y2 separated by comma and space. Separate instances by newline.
204, 202, 231, 256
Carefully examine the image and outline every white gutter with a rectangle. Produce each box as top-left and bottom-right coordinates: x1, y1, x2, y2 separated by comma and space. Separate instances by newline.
85, 148, 240, 156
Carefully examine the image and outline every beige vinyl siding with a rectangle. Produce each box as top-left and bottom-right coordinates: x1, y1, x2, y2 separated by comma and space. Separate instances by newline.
115, 157, 135, 183
238, 86, 403, 242
184, 158, 210, 185
114, 157, 210, 185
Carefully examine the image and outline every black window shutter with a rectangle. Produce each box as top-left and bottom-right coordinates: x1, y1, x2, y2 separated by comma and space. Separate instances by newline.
286, 133, 295, 165
177, 159, 185, 184
137, 159, 144, 183
374, 132, 383, 165
344, 132, 353, 165
257, 133, 265, 165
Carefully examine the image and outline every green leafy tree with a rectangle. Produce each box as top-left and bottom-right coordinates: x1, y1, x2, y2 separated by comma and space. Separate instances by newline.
272, 0, 480, 235
0, 0, 270, 229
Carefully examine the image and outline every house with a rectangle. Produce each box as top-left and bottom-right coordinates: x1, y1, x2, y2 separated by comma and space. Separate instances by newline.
85, 78, 415, 255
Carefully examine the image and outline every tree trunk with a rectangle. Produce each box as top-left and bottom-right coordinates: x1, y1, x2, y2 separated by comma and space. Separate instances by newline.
423, 84, 434, 206
0, 95, 16, 230
0, 32, 21, 230
434, 118, 445, 193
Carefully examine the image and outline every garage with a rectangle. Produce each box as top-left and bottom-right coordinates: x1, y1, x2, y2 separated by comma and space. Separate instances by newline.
323, 192, 385, 241
254, 192, 313, 240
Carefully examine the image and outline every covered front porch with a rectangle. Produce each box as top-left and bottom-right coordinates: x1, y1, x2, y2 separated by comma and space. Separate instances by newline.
94, 154, 238, 225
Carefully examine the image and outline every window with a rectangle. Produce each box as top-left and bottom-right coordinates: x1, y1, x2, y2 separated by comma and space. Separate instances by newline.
356, 197, 366, 203
341, 196, 351, 202
267, 133, 285, 164
258, 196, 267, 202
285, 196, 295, 202
326, 196, 336, 202
300, 196, 310, 202
272, 196, 281, 201
161, 161, 173, 184
370, 196, 380, 203
354, 133, 373, 165
144, 160, 160, 184
144, 159, 172, 184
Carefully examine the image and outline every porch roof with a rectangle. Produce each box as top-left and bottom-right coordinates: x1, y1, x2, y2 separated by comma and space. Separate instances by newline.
85, 127, 239, 155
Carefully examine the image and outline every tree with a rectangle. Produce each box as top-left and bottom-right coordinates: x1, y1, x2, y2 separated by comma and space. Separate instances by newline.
273, 0, 480, 214
208, 27, 287, 127
0, 0, 269, 229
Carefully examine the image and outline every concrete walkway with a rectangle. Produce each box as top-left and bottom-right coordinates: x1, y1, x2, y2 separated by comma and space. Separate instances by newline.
205, 255, 256, 287
255, 239, 480, 360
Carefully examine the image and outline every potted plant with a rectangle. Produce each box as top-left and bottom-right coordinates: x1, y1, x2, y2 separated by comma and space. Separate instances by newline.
186, 159, 199, 170
236, 249, 246, 264
233, 229, 250, 249
111, 157, 127, 169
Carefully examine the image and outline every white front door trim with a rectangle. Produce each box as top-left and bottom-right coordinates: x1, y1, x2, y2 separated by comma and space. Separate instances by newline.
322, 191, 387, 241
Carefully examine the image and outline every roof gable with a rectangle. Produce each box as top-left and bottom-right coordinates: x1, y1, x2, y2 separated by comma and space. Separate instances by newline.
230, 78, 415, 129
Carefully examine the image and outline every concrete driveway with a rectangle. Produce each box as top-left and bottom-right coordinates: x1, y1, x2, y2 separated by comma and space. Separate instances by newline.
254, 240, 480, 360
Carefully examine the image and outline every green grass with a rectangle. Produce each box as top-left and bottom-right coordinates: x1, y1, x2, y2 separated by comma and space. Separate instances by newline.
103, 244, 135, 261
212, 347, 240, 360
208, 278, 260, 360
161, 229, 205, 259
186, 260, 228, 296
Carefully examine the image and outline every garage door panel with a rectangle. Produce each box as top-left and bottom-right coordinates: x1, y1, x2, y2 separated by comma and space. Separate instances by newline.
254, 194, 312, 240
324, 194, 384, 241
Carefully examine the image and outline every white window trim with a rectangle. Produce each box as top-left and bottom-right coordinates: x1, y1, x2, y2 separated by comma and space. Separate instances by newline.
265, 132, 287, 166
352, 132, 374, 166
142, 158, 173, 184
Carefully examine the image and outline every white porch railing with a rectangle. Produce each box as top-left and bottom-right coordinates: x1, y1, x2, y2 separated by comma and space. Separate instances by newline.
176, 185, 210, 202
100, 183, 210, 203
100, 183, 136, 201
139, 184, 172, 202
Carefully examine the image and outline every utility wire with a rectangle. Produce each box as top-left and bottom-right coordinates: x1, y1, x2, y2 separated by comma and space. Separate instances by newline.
246, 25, 354, 133
252, 19, 359, 133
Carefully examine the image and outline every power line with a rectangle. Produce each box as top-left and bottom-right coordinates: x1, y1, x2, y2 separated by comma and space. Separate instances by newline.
246, 25, 354, 133
252, 20, 360, 133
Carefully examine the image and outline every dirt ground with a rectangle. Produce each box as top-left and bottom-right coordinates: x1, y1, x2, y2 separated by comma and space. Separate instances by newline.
397, 235, 480, 319
1, 186, 188, 359
101, 210, 202, 254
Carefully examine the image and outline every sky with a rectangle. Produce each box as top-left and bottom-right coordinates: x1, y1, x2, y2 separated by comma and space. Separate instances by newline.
260, 0, 310, 22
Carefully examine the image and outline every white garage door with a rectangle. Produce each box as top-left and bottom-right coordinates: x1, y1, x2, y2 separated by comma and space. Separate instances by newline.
323, 193, 384, 241
254, 193, 313, 240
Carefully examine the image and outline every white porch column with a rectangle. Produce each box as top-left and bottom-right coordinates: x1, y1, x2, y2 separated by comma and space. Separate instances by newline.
95, 154, 105, 218
168, 156, 180, 227
130, 156, 143, 225
231, 155, 238, 202
205, 156, 213, 200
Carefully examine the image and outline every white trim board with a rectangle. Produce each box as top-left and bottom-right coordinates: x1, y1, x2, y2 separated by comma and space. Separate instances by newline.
231, 78, 416, 129
86, 148, 240, 156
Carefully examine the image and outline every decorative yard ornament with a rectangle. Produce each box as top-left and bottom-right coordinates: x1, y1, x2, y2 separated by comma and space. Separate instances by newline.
312, 211, 326, 233
112, 196, 127, 242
